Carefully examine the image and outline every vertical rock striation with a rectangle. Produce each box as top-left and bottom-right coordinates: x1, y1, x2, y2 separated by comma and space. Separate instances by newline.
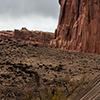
51, 0, 100, 54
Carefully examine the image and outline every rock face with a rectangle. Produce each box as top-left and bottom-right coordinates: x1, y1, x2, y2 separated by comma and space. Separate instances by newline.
51, 0, 100, 54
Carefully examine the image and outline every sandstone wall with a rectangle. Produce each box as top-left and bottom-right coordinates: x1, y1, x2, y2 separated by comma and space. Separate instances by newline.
51, 0, 100, 53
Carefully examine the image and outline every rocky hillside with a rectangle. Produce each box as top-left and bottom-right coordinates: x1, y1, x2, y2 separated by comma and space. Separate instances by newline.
0, 39, 100, 100
50, 0, 100, 54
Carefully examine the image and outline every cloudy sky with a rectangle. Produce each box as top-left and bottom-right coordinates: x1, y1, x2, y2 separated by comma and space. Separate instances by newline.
0, 0, 59, 32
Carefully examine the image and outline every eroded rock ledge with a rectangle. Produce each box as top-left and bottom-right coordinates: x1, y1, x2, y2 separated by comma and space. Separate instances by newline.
0, 27, 54, 46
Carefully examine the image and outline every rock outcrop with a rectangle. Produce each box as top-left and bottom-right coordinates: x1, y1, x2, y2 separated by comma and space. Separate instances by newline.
0, 28, 54, 46
14, 28, 54, 45
51, 0, 100, 54
0, 31, 14, 39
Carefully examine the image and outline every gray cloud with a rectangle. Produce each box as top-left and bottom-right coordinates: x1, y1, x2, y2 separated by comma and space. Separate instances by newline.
0, 0, 59, 32
0, 0, 59, 18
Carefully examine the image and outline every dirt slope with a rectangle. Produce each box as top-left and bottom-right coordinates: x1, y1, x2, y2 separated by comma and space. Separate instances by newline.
0, 39, 100, 100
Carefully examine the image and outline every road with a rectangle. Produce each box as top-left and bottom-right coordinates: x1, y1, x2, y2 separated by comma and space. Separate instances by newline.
80, 80, 100, 100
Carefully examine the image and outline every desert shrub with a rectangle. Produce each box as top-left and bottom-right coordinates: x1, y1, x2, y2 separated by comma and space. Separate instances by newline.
23, 92, 33, 100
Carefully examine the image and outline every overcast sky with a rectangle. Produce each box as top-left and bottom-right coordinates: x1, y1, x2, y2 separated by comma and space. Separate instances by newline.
0, 0, 59, 32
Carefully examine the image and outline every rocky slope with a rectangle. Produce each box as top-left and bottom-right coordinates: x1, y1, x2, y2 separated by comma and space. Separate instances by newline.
0, 39, 100, 100
50, 0, 100, 54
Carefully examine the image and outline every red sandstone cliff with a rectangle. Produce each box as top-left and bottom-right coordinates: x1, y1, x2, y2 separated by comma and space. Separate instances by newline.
50, 0, 100, 53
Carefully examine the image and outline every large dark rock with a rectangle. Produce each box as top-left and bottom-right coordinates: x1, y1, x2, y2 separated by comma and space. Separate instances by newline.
50, 0, 100, 54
